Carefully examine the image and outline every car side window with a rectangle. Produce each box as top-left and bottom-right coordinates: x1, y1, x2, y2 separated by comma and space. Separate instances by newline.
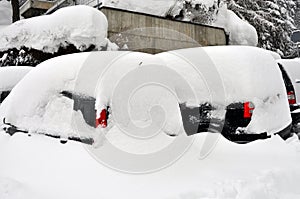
278, 63, 294, 92
0, 91, 11, 103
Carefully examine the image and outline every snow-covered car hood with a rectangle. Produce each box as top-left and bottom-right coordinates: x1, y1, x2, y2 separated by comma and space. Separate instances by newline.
0, 46, 291, 140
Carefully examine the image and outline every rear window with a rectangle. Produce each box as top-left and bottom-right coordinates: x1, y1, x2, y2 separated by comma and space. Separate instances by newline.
278, 63, 294, 92
0, 91, 10, 103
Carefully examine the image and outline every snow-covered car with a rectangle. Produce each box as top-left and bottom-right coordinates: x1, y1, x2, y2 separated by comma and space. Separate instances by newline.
0, 46, 292, 144
0, 66, 32, 104
277, 59, 300, 134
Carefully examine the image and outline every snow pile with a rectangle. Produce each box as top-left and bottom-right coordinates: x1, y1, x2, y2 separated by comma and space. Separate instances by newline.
0, 131, 299, 199
0, 66, 32, 92
104, 0, 216, 17
0, 5, 108, 53
213, 4, 258, 46
104, 0, 176, 16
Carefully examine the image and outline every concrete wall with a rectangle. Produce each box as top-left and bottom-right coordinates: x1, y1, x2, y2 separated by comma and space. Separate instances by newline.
101, 7, 227, 54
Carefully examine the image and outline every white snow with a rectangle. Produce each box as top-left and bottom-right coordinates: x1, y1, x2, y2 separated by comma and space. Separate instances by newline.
0, 46, 297, 199
0, 0, 12, 30
0, 131, 299, 199
0, 52, 91, 138
0, 46, 291, 142
0, 66, 32, 92
277, 58, 300, 104
191, 0, 216, 8
268, 50, 281, 60
103, 0, 217, 17
158, 46, 291, 134
104, 0, 176, 16
213, 4, 258, 46
101, 0, 258, 46
0, 5, 108, 53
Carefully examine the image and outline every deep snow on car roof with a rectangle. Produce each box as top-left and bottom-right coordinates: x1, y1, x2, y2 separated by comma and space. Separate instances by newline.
0, 66, 32, 92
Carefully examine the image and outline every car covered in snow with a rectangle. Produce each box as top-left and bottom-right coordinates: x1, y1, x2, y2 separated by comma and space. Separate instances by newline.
0, 46, 292, 144
277, 58, 300, 135
0, 66, 32, 104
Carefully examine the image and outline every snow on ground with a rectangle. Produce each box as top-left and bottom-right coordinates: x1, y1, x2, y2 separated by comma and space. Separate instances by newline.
0, 130, 299, 199
0, 5, 108, 53
213, 4, 258, 46
0, 66, 32, 92
0, 0, 12, 31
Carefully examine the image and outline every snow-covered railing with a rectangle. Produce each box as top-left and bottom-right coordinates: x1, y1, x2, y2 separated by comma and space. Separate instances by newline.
75, 0, 102, 8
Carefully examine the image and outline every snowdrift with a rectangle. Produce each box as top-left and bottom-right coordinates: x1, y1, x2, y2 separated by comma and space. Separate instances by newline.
0, 5, 108, 53
0, 131, 299, 199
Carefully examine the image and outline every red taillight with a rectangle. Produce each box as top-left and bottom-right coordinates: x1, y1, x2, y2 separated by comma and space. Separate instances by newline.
96, 109, 107, 128
287, 91, 296, 105
244, 102, 254, 119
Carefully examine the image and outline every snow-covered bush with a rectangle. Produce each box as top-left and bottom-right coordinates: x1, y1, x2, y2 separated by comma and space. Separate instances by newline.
0, 5, 110, 66
165, 0, 297, 56
167, 0, 258, 46
227, 0, 298, 57
167, 0, 217, 24
213, 3, 258, 46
